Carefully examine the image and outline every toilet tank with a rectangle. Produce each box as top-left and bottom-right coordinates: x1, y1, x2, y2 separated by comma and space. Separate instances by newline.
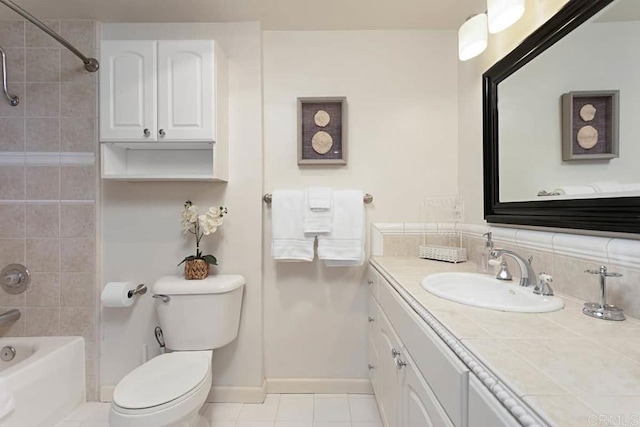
153, 275, 245, 351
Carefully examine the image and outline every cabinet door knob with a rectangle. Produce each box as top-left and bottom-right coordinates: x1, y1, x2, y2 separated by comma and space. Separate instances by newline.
396, 358, 407, 370
368, 316, 375, 323
367, 279, 374, 285
159, 129, 166, 137
368, 363, 375, 370
143, 128, 150, 137
391, 348, 400, 358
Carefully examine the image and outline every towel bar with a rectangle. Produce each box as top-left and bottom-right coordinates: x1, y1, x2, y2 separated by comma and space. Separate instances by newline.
263, 193, 373, 204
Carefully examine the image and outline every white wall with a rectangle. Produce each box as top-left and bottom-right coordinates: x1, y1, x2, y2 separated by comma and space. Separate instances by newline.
498, 21, 640, 201
262, 30, 459, 388
100, 22, 264, 398
457, 0, 571, 223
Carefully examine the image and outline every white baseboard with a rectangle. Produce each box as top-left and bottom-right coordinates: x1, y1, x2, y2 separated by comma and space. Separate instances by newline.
266, 378, 373, 394
100, 386, 114, 402
206, 380, 267, 403
101, 378, 372, 404
100, 381, 268, 404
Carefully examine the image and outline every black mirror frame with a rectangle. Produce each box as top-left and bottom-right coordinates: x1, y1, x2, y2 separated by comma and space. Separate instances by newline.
482, 0, 640, 234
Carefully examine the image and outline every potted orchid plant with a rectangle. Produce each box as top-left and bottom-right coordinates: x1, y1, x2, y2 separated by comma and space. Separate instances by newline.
179, 200, 228, 280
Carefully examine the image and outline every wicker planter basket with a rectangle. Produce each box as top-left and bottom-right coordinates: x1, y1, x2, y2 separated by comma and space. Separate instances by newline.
184, 259, 210, 280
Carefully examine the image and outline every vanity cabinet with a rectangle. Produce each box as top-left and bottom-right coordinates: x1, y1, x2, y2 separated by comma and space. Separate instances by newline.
367, 266, 464, 427
367, 264, 518, 427
99, 39, 228, 181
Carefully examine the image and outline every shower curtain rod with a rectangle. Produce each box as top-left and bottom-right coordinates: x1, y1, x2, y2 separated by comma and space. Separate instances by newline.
0, 0, 99, 72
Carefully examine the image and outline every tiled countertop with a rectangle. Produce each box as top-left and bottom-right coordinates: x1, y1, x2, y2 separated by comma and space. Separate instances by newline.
370, 256, 640, 427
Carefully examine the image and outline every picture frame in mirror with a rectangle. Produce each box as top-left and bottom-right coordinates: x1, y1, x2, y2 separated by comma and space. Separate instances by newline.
561, 90, 619, 161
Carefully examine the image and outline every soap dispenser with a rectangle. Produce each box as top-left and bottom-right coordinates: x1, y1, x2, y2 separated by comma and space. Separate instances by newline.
477, 232, 494, 273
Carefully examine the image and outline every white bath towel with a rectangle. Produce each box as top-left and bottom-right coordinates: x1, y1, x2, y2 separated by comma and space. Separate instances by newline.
0, 377, 15, 420
307, 187, 333, 211
271, 190, 315, 262
303, 188, 333, 235
553, 185, 596, 195
318, 190, 365, 267
590, 181, 623, 193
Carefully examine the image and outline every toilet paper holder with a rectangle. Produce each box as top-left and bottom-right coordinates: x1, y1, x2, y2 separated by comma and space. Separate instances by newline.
128, 284, 147, 299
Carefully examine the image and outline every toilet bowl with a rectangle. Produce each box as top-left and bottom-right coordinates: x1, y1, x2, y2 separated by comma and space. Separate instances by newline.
109, 275, 245, 427
110, 351, 212, 427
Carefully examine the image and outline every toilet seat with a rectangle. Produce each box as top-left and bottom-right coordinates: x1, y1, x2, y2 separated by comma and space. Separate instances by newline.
114, 351, 211, 410
110, 351, 212, 427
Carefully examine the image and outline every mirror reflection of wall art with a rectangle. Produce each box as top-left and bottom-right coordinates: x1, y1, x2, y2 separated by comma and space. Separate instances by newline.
561, 90, 619, 161
298, 97, 347, 165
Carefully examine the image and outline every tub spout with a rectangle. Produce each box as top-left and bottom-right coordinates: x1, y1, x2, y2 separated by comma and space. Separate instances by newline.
0, 308, 20, 326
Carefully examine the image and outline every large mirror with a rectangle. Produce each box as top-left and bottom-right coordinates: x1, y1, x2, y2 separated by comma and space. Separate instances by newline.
483, 0, 640, 234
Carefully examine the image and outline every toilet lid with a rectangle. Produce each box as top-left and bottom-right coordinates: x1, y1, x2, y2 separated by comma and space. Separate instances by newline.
113, 351, 210, 409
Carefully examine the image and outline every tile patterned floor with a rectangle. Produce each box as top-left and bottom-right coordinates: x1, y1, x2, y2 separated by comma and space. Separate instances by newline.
55, 394, 383, 427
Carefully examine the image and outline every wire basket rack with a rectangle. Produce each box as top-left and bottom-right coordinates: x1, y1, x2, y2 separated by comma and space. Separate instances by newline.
418, 195, 467, 263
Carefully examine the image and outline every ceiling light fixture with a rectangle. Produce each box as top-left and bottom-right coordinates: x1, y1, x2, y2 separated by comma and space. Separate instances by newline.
458, 13, 488, 61
487, 0, 525, 34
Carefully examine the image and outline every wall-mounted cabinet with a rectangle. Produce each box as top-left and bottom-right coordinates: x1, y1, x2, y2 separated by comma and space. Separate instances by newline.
99, 39, 228, 181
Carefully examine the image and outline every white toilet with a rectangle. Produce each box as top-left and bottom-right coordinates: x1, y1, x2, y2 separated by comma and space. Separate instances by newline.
109, 275, 245, 427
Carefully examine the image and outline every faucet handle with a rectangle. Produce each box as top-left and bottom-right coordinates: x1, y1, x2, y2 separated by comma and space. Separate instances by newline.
534, 273, 554, 296
495, 261, 512, 281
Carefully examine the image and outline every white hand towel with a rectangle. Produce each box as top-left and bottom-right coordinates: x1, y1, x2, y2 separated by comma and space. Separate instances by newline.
0, 378, 15, 420
307, 187, 333, 211
271, 190, 315, 262
590, 181, 623, 193
303, 188, 333, 235
318, 190, 365, 267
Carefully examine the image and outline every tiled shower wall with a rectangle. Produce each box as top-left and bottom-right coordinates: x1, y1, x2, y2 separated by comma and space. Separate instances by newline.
0, 20, 99, 399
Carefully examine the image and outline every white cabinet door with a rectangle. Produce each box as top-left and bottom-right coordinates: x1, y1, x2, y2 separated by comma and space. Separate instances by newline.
157, 40, 214, 141
468, 376, 519, 427
399, 352, 454, 427
368, 295, 381, 396
378, 311, 402, 427
100, 41, 157, 141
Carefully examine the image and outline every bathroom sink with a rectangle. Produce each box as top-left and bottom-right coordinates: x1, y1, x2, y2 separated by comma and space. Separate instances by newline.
421, 272, 564, 313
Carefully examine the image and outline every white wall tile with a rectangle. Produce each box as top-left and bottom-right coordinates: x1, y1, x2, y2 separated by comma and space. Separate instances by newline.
488, 226, 518, 245
607, 238, 640, 270
552, 233, 610, 263
516, 230, 555, 252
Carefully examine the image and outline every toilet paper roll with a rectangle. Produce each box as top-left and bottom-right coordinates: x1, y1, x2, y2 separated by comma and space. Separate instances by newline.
101, 282, 136, 307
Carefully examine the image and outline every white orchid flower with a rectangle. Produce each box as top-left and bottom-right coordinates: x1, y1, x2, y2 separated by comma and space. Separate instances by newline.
180, 201, 227, 269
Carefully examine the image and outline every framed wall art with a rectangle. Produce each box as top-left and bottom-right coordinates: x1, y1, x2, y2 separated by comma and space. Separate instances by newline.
297, 97, 347, 165
561, 90, 619, 161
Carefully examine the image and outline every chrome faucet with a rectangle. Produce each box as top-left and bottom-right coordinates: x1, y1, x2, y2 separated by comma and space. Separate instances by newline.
490, 249, 535, 287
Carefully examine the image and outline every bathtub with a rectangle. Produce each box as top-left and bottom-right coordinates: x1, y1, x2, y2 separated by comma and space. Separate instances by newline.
0, 337, 85, 427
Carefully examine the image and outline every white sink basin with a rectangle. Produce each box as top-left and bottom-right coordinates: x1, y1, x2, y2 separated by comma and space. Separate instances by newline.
421, 272, 564, 313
